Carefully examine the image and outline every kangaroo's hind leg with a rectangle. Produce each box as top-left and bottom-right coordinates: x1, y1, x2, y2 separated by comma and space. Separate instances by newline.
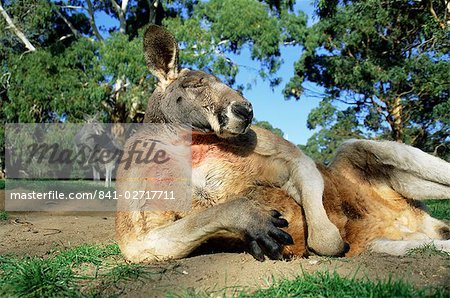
332, 140, 450, 200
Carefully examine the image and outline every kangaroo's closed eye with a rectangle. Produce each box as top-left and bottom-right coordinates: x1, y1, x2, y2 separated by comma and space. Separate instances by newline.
182, 77, 205, 89
187, 84, 203, 89
183, 82, 204, 89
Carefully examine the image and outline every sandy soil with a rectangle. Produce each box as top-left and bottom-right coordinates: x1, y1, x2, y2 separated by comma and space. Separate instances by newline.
0, 191, 449, 297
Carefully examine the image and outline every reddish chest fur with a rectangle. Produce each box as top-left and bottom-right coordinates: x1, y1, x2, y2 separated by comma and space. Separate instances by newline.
191, 134, 227, 167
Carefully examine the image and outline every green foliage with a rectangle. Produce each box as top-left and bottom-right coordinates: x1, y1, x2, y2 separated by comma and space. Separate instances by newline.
289, 0, 450, 161
98, 30, 153, 122
3, 34, 152, 123
164, 0, 307, 86
253, 119, 284, 137
0, 0, 53, 53
4, 39, 106, 122
299, 101, 363, 163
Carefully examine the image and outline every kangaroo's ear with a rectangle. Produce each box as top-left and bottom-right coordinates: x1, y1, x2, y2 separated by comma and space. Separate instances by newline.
143, 25, 179, 89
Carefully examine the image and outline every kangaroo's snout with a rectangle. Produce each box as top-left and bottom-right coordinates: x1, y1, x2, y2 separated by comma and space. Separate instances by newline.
231, 102, 253, 123
217, 101, 253, 137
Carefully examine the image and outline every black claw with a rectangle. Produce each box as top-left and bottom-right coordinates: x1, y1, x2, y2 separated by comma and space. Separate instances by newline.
244, 208, 294, 261
270, 210, 282, 218
272, 217, 289, 228
257, 237, 282, 260
269, 229, 294, 245
249, 240, 265, 261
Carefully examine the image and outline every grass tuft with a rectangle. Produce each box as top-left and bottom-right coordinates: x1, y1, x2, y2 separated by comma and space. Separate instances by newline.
407, 243, 450, 259
0, 211, 8, 221
0, 256, 79, 297
424, 199, 450, 220
54, 243, 121, 266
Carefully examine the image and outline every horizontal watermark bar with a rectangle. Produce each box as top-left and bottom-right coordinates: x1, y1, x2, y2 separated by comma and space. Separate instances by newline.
5, 123, 192, 211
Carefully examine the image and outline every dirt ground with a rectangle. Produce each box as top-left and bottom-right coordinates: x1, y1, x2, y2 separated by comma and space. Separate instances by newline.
0, 191, 449, 297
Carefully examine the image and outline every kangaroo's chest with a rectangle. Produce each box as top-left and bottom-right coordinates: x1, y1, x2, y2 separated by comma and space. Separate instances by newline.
191, 143, 252, 204
190, 139, 289, 206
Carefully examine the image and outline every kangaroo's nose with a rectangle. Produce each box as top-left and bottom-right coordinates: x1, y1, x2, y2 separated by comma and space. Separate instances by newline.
231, 103, 253, 122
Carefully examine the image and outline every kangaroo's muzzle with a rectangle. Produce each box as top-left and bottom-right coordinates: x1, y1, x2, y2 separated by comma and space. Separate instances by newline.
218, 101, 253, 137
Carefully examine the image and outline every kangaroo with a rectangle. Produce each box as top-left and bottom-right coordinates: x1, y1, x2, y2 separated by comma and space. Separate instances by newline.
74, 114, 122, 187
74, 114, 104, 181
116, 131, 450, 262
115, 25, 347, 262
115, 25, 450, 262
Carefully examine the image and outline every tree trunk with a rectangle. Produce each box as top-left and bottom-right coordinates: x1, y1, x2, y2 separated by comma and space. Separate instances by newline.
110, 0, 129, 34
387, 96, 404, 142
0, 1, 36, 51
149, 0, 164, 25
54, 8, 81, 39
86, 0, 103, 41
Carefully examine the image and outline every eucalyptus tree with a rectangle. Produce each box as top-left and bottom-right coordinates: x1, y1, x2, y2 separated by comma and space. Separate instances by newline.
285, 0, 450, 160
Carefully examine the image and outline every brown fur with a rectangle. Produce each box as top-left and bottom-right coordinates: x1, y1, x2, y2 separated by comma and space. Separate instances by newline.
207, 162, 448, 258
116, 153, 449, 259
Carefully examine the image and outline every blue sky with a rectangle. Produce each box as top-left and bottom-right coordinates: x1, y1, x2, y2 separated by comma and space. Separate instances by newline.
96, 0, 320, 145
227, 0, 320, 145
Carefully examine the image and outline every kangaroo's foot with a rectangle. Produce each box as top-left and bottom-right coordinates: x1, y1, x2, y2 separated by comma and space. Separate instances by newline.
307, 222, 348, 256
288, 154, 347, 256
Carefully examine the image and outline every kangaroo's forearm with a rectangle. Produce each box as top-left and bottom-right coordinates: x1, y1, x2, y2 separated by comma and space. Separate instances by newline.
120, 199, 253, 262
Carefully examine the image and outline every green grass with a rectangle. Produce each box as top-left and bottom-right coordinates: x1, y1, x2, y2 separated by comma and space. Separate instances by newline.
0, 179, 4, 189
250, 271, 447, 298
424, 199, 450, 220
2, 246, 447, 298
0, 243, 170, 297
0, 211, 8, 221
0, 255, 78, 297
407, 243, 450, 258
174, 271, 448, 298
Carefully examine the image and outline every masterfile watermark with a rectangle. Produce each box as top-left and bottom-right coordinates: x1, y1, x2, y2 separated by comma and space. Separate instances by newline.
5, 123, 192, 212
26, 139, 170, 171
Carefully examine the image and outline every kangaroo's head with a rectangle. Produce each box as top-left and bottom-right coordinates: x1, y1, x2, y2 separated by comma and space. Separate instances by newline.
74, 113, 104, 147
143, 25, 253, 138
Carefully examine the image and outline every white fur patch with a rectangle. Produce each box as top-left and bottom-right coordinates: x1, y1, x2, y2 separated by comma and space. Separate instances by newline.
370, 239, 450, 256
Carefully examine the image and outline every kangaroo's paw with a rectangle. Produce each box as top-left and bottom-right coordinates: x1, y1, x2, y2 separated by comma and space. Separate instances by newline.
307, 223, 348, 256
243, 209, 294, 261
